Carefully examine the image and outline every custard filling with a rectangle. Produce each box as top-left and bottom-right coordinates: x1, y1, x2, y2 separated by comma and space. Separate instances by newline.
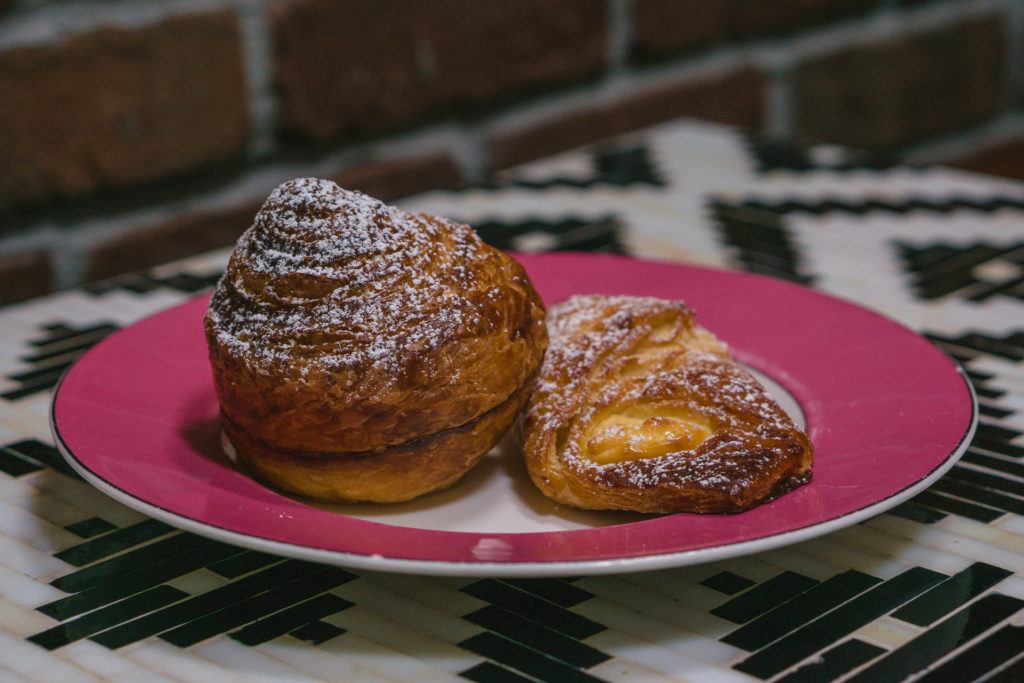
585, 412, 710, 464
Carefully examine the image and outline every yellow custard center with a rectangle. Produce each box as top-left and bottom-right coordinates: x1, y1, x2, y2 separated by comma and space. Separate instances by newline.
585, 413, 710, 464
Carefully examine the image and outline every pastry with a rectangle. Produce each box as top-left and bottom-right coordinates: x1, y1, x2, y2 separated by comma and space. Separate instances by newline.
523, 295, 812, 513
205, 178, 547, 503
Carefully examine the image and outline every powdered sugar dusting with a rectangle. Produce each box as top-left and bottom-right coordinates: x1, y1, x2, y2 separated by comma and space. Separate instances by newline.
536, 295, 685, 399
527, 294, 809, 497
584, 356, 798, 490
205, 178, 488, 380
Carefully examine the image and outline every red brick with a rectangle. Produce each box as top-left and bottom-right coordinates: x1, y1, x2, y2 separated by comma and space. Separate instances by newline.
631, 0, 728, 60
271, 0, 608, 141
728, 0, 878, 38
0, 251, 53, 306
331, 153, 462, 200
0, 10, 250, 210
793, 14, 1005, 149
948, 137, 1024, 182
630, 0, 876, 61
488, 67, 765, 169
85, 200, 260, 282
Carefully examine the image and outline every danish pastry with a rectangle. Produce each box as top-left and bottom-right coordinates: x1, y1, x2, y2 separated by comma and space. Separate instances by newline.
205, 178, 547, 502
523, 295, 812, 513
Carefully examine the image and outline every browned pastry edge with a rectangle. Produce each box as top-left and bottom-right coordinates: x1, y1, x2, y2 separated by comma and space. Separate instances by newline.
224, 371, 536, 503
204, 179, 548, 455
205, 179, 549, 503
523, 295, 814, 514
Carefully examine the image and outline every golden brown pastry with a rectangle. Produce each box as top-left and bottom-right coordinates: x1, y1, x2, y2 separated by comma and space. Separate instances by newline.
205, 178, 547, 502
523, 295, 812, 513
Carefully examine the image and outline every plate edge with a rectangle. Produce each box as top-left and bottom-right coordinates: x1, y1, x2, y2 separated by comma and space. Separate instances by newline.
49, 364, 978, 577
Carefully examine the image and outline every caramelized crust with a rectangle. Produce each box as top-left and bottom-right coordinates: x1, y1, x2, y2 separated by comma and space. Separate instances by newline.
205, 178, 547, 502
225, 372, 535, 503
523, 295, 812, 513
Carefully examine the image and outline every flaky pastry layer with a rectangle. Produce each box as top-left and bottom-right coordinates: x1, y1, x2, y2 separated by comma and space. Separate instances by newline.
226, 372, 535, 503
523, 295, 813, 513
205, 178, 547, 502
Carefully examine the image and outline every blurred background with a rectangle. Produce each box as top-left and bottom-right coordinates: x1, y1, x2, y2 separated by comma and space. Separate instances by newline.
0, 0, 1021, 305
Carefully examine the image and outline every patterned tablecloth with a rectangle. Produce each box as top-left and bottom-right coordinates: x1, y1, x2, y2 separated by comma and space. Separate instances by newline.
1, 119, 1023, 683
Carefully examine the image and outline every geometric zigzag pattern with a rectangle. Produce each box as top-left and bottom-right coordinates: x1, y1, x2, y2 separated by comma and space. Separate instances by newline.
5, 464, 1024, 682
5, 461, 1023, 681
3, 119, 1024, 681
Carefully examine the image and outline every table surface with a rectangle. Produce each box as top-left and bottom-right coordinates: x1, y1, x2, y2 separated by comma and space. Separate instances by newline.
1, 119, 1023, 682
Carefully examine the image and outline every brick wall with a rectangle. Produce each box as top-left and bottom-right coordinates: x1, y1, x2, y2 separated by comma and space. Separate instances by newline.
0, 0, 1022, 305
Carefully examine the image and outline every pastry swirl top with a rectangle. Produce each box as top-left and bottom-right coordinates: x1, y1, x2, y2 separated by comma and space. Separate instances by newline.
205, 178, 547, 453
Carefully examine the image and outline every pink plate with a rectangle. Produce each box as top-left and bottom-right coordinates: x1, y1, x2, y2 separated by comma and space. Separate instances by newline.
52, 253, 976, 576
